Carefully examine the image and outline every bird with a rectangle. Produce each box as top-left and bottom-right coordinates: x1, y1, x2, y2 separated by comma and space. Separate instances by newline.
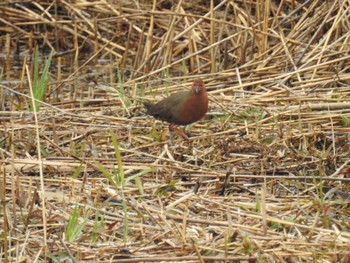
144, 79, 208, 140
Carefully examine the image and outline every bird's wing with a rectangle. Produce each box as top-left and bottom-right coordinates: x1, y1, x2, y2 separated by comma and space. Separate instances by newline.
148, 91, 190, 124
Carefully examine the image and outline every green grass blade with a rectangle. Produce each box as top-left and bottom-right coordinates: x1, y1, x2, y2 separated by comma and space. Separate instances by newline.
65, 206, 88, 242
110, 128, 124, 187
30, 47, 54, 112
95, 161, 118, 188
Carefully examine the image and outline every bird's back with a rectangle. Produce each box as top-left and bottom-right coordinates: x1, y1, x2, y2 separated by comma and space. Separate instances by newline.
144, 91, 190, 125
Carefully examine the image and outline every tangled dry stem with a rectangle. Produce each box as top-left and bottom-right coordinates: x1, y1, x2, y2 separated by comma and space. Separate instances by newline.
1, 0, 350, 262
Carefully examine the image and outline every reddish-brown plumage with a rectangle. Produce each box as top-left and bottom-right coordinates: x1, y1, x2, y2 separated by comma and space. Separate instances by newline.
144, 79, 208, 139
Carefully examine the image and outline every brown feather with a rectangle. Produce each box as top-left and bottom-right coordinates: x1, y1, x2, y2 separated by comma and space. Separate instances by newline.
144, 79, 208, 126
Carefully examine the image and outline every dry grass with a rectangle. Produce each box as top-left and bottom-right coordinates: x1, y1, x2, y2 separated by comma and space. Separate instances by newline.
1, 0, 350, 262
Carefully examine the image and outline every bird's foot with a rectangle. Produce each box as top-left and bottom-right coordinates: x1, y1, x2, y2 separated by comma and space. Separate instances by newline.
169, 124, 189, 140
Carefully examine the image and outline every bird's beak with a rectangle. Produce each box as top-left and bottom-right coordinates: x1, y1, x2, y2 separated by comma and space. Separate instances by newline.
195, 85, 201, 94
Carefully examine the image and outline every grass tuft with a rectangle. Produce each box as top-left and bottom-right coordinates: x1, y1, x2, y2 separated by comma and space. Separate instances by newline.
30, 47, 53, 112
65, 206, 89, 242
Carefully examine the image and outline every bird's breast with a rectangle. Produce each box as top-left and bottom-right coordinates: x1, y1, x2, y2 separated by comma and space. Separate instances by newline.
176, 93, 208, 125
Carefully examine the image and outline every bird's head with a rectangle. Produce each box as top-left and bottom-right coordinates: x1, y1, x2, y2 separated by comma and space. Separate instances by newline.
192, 79, 206, 95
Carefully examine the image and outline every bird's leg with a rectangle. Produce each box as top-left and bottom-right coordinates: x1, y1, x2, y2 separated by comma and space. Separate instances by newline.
169, 124, 189, 140
169, 131, 175, 146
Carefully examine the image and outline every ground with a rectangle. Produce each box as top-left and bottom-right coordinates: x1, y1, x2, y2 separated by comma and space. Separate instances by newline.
1, 1, 350, 262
